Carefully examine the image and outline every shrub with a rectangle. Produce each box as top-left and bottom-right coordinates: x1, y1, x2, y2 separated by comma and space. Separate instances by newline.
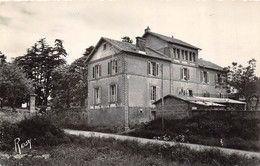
0, 115, 70, 151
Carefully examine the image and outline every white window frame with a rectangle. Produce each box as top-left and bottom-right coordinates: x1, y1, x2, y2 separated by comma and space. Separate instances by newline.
181, 68, 190, 81
201, 71, 209, 84
94, 87, 101, 105
93, 64, 101, 79
148, 61, 159, 76
108, 84, 117, 103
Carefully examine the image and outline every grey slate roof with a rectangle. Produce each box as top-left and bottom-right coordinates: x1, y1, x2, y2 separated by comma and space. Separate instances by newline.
198, 58, 224, 71
102, 37, 171, 61
143, 31, 200, 50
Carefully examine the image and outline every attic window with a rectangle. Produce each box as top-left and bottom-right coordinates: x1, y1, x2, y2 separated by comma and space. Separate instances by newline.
103, 44, 107, 50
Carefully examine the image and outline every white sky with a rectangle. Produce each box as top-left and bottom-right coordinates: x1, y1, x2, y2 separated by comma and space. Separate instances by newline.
0, 0, 260, 76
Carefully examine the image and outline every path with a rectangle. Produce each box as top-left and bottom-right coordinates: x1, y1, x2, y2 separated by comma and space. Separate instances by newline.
64, 129, 260, 159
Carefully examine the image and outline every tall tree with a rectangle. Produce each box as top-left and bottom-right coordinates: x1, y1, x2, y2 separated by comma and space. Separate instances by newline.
121, 36, 133, 43
0, 63, 33, 109
50, 46, 93, 108
226, 59, 257, 110
14, 38, 67, 106
0, 51, 7, 65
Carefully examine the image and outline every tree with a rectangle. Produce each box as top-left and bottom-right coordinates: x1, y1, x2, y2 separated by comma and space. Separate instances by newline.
14, 38, 67, 106
50, 65, 72, 108
226, 59, 257, 110
0, 63, 33, 109
0, 51, 7, 65
50, 46, 93, 108
122, 36, 133, 43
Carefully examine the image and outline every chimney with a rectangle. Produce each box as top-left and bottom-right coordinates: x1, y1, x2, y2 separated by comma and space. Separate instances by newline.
136, 37, 146, 51
145, 26, 151, 33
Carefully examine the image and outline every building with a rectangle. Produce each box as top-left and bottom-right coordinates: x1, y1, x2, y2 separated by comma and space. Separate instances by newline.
86, 27, 229, 130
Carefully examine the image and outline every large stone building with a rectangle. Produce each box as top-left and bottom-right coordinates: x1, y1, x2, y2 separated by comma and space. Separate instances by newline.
86, 27, 229, 129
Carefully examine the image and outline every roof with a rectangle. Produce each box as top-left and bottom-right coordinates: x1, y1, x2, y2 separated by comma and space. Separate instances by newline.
198, 58, 225, 71
143, 31, 200, 50
153, 94, 245, 106
194, 96, 246, 105
86, 37, 171, 63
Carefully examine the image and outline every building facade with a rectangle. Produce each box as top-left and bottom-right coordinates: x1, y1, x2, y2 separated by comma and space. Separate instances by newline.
86, 28, 228, 129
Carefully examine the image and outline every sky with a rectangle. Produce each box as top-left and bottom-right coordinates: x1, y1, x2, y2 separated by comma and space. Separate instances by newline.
0, 0, 260, 76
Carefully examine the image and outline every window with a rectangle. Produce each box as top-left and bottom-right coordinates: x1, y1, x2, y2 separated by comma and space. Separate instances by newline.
188, 90, 193, 96
92, 64, 101, 79
177, 49, 180, 59
201, 71, 209, 83
172, 48, 176, 59
215, 73, 225, 85
103, 43, 106, 50
189, 52, 193, 61
178, 88, 193, 96
150, 86, 157, 101
193, 53, 196, 62
185, 51, 188, 61
181, 50, 184, 59
203, 91, 210, 97
108, 84, 117, 103
148, 61, 159, 76
180, 68, 190, 81
108, 59, 118, 75
94, 87, 101, 105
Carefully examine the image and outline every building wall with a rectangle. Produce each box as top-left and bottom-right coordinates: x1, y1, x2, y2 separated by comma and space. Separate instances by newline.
155, 97, 190, 119
88, 107, 125, 128
91, 41, 119, 61
126, 54, 171, 107
88, 53, 125, 109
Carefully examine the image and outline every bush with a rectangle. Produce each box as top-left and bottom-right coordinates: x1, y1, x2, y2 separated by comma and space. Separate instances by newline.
126, 113, 260, 151
0, 115, 70, 151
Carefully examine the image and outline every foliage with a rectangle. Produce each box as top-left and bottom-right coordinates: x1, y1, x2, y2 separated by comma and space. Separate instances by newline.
0, 116, 70, 151
50, 46, 93, 108
226, 59, 258, 110
0, 63, 33, 108
126, 113, 260, 152
121, 36, 133, 43
14, 39, 67, 106
0, 51, 7, 65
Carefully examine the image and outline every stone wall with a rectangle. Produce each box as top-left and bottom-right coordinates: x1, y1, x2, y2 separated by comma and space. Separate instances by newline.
45, 107, 88, 127
87, 107, 125, 129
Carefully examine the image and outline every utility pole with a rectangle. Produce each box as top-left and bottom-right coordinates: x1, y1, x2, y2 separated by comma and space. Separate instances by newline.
161, 64, 164, 131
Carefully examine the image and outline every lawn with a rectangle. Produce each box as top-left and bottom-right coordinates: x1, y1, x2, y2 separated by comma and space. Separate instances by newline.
1, 136, 260, 166
1, 115, 260, 166
125, 113, 260, 152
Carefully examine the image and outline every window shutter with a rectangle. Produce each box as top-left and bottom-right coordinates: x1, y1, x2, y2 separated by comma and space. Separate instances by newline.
98, 87, 101, 104
99, 65, 101, 77
215, 74, 218, 84
201, 71, 203, 82
115, 60, 118, 73
147, 61, 151, 75
149, 86, 152, 100
93, 88, 95, 105
156, 86, 159, 101
92, 66, 95, 78
187, 69, 190, 80
108, 62, 110, 75
180, 68, 183, 80
115, 84, 118, 102
156, 63, 159, 76
108, 85, 110, 103
207, 72, 209, 83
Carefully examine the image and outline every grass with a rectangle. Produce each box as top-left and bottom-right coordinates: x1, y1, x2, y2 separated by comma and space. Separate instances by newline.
1, 135, 260, 166
125, 113, 260, 152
